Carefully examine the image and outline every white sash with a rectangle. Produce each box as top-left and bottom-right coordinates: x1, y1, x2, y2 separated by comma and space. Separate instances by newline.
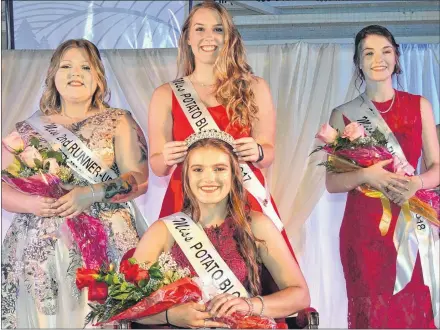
337, 93, 439, 327
26, 112, 118, 184
163, 212, 249, 298
26, 112, 148, 234
169, 77, 284, 232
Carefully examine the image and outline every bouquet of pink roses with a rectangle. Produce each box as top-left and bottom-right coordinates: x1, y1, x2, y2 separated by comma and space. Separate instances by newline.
2, 132, 75, 197
2, 131, 109, 270
311, 122, 439, 230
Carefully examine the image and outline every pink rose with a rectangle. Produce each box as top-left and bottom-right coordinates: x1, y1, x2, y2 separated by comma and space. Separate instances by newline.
43, 158, 60, 175
341, 122, 366, 141
20, 146, 43, 168
315, 124, 338, 144
2, 132, 25, 153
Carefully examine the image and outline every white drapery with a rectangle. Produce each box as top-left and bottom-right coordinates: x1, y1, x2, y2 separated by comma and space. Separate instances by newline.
1, 43, 439, 328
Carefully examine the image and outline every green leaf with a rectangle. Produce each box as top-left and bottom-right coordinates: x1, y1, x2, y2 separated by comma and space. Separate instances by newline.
34, 158, 43, 169
138, 279, 148, 288
128, 257, 137, 265
104, 274, 113, 285
120, 281, 127, 292
111, 293, 130, 300
149, 268, 163, 280
46, 151, 64, 163
112, 274, 120, 284
29, 137, 40, 148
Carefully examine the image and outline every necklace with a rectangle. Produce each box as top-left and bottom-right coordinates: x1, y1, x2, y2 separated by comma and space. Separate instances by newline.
189, 75, 215, 87
376, 92, 396, 114
61, 111, 76, 119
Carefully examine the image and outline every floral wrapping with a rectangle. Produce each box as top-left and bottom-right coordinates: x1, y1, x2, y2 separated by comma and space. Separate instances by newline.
79, 254, 287, 329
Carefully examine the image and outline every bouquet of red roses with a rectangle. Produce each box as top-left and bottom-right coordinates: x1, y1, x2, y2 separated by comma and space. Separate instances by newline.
311, 122, 439, 229
2, 132, 109, 269
77, 252, 287, 329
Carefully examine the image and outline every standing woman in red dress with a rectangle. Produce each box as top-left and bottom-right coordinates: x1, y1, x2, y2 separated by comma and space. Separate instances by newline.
147, 2, 296, 257
328, 25, 439, 328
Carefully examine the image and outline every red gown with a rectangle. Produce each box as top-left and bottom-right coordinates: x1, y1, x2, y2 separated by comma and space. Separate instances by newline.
170, 217, 250, 287
160, 92, 296, 259
340, 90, 435, 328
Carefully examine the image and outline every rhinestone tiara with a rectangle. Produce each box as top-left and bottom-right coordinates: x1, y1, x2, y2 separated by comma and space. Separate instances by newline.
185, 129, 235, 148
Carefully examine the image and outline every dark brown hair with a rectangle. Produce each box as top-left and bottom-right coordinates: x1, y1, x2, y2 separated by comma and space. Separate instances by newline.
353, 25, 402, 88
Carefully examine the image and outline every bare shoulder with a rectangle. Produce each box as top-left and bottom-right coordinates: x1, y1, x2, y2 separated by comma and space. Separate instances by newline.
250, 76, 271, 93
150, 83, 173, 110
420, 96, 433, 111
249, 210, 278, 238
145, 219, 168, 237
153, 82, 172, 98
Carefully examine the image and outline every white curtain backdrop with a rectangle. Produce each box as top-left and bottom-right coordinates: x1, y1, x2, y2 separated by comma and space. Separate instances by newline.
1, 43, 439, 328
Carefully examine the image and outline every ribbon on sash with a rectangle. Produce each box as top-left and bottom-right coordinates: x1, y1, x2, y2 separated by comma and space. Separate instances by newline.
337, 93, 439, 327
163, 212, 249, 298
169, 77, 284, 232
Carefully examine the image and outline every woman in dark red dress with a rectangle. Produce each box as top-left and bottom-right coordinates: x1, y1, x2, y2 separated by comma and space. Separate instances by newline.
327, 25, 439, 328
147, 2, 295, 255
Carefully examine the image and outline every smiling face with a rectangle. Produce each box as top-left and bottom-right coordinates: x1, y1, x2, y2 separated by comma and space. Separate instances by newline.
54, 47, 98, 105
187, 146, 232, 206
360, 34, 397, 83
187, 7, 225, 66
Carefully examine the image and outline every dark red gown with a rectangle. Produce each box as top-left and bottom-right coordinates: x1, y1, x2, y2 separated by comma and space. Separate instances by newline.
340, 90, 435, 328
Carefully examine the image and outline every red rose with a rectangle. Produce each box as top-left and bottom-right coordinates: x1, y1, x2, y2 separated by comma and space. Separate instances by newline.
76, 268, 99, 290
135, 269, 150, 282
88, 281, 108, 304
119, 259, 149, 284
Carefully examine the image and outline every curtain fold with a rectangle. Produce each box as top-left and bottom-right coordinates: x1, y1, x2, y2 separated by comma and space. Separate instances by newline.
2, 43, 439, 328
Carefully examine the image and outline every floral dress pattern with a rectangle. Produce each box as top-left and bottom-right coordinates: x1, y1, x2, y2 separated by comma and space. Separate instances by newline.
1, 109, 140, 328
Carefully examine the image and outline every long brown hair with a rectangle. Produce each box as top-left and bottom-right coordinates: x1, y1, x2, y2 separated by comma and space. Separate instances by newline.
177, 2, 258, 131
39, 39, 110, 115
181, 138, 262, 295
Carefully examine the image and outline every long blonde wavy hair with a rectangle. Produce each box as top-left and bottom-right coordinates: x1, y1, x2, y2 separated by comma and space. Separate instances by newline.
181, 138, 262, 295
177, 2, 258, 131
39, 39, 110, 115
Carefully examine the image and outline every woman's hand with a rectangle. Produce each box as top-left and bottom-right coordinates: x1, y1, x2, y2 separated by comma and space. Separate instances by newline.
207, 293, 250, 318
52, 184, 96, 218
162, 141, 188, 166
233, 137, 259, 162
167, 302, 229, 328
387, 175, 422, 206
362, 159, 410, 199
25, 195, 57, 217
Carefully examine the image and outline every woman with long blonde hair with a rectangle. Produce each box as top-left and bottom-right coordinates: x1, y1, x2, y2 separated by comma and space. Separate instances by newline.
1, 39, 148, 328
149, 0, 276, 211
134, 136, 310, 328
148, 0, 296, 256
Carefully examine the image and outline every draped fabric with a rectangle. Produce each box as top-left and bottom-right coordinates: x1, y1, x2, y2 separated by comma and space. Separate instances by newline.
2, 43, 438, 327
